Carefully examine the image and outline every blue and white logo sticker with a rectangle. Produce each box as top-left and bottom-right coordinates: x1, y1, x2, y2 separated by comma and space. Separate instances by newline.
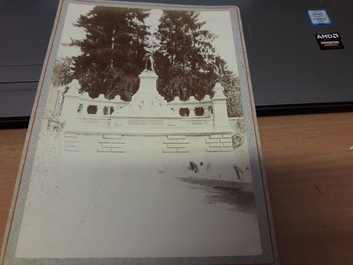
307, 9, 332, 25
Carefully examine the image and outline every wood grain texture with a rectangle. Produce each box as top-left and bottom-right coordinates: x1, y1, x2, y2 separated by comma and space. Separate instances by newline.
258, 112, 353, 265
0, 129, 26, 250
0, 112, 352, 264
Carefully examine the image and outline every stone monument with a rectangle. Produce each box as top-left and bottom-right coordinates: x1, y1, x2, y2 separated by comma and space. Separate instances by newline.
117, 40, 178, 117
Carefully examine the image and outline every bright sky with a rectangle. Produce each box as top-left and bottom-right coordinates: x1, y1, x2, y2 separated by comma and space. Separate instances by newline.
57, 3, 238, 74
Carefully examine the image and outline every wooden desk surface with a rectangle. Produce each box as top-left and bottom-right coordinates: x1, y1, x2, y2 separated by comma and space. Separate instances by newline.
1, 112, 353, 264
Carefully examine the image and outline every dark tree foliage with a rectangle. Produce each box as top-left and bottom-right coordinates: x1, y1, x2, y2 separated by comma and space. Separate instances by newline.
154, 10, 218, 102
56, 7, 242, 116
215, 56, 243, 117
52, 57, 74, 87
69, 6, 150, 100
154, 10, 242, 116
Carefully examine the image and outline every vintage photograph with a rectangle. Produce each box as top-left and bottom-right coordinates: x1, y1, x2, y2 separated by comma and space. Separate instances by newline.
1, 1, 276, 264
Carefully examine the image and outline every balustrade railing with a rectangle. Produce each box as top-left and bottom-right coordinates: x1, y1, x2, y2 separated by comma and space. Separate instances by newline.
57, 80, 230, 131
75, 93, 129, 116
58, 82, 214, 118
168, 95, 213, 117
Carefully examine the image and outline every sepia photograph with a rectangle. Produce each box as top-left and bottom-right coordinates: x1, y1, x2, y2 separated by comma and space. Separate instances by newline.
1, 1, 277, 264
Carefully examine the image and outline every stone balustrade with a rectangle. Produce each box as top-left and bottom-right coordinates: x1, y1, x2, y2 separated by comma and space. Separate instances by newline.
76, 93, 129, 116
168, 95, 213, 117
56, 77, 232, 134
59, 80, 216, 119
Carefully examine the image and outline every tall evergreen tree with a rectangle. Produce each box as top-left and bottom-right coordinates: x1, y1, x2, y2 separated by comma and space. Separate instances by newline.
69, 6, 150, 100
154, 10, 242, 116
214, 56, 243, 117
154, 10, 218, 102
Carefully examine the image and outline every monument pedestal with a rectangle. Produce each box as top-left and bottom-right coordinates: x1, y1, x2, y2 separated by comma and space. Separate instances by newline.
136, 70, 159, 98
117, 70, 177, 117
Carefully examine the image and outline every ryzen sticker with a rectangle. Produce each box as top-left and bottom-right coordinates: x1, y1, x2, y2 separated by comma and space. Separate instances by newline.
315, 32, 344, 50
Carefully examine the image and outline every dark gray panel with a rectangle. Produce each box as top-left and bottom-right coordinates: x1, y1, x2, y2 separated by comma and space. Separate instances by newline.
0, 65, 43, 82
0, 0, 59, 65
237, 0, 353, 107
0, 83, 37, 118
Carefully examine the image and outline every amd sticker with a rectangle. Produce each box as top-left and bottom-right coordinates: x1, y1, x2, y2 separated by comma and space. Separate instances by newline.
315, 32, 344, 50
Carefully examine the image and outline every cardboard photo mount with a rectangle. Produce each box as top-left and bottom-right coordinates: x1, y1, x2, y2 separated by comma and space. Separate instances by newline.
1, 0, 278, 264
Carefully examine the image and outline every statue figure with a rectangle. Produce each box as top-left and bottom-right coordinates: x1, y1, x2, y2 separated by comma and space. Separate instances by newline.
144, 47, 156, 71
143, 35, 160, 71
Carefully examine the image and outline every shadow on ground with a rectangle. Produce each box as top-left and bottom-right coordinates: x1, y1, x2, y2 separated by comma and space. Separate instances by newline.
178, 177, 257, 215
